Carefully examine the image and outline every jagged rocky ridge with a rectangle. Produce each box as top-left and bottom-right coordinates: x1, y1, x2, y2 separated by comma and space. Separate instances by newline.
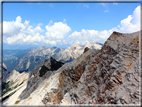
18, 57, 64, 100
4, 43, 102, 73
4, 47, 64, 73
3, 31, 140, 105
53, 42, 102, 63
60, 31, 140, 105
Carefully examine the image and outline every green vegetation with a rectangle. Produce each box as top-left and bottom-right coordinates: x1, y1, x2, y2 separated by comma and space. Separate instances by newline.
2, 81, 12, 96
13, 80, 25, 89
9, 80, 18, 87
39, 65, 49, 77
19, 80, 24, 86
2, 90, 16, 101
2, 80, 24, 96
15, 100, 20, 104
2, 80, 25, 101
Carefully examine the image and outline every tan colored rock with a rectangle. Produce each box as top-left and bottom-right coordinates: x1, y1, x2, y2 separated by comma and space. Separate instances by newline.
60, 31, 140, 105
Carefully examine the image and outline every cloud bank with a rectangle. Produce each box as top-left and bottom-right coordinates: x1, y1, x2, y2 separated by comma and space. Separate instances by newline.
2, 5, 140, 47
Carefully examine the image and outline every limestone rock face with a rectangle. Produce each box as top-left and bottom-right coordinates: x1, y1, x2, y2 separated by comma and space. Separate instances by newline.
60, 31, 140, 105
4, 43, 102, 73
8, 49, 98, 105
18, 57, 64, 100
53, 42, 102, 63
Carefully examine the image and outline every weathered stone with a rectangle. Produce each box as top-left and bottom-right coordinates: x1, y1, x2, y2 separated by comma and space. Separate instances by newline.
83, 47, 90, 53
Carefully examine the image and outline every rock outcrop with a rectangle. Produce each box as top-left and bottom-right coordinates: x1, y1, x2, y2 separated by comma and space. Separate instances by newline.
52, 42, 102, 63
18, 57, 64, 100
60, 31, 140, 105
83, 47, 89, 53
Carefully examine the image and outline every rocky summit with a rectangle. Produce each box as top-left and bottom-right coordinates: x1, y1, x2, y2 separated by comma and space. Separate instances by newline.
2, 31, 140, 106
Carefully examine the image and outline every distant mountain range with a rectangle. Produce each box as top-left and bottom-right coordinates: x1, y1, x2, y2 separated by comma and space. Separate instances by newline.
3, 42, 102, 73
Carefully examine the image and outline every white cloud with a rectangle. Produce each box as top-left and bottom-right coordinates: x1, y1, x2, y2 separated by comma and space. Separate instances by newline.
3, 16, 44, 45
67, 5, 140, 45
118, 5, 140, 33
83, 4, 89, 8
45, 21, 71, 41
3, 16, 44, 37
2, 5, 140, 46
68, 28, 118, 45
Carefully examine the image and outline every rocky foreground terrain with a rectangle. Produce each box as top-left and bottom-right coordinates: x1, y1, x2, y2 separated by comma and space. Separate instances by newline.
1, 63, 29, 104
2, 31, 141, 106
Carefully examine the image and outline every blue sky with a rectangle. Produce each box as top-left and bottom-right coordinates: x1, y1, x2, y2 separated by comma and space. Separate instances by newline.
2, 2, 140, 49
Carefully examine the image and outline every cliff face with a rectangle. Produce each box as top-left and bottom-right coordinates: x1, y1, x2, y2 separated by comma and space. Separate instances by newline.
60, 31, 140, 105
11, 48, 98, 105
3, 31, 140, 106
52, 42, 102, 63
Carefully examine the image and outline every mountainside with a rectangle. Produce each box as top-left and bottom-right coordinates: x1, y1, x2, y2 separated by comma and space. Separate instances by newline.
53, 42, 102, 63
4, 47, 64, 73
60, 31, 140, 105
1, 63, 29, 103
4, 42, 102, 73
3, 48, 36, 61
2, 31, 140, 106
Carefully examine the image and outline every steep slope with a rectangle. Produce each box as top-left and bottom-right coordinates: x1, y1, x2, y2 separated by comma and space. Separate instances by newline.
60, 31, 140, 105
17, 57, 64, 101
4, 43, 102, 73
3, 48, 36, 71
3, 48, 98, 105
2, 67, 29, 103
3, 48, 35, 61
53, 42, 102, 63
2, 63, 10, 83
4, 46, 64, 73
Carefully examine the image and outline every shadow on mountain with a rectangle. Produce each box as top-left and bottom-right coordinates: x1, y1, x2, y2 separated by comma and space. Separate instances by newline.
18, 57, 64, 100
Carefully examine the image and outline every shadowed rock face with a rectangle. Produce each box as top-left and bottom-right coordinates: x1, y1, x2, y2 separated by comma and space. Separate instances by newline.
18, 57, 64, 100
2, 63, 10, 83
39, 57, 64, 77
83, 47, 90, 53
